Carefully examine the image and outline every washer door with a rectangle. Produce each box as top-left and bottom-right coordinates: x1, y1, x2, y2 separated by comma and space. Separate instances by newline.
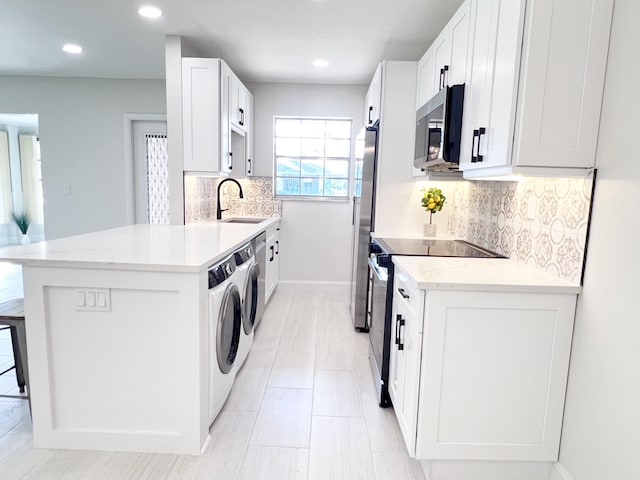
216, 283, 242, 374
242, 263, 260, 335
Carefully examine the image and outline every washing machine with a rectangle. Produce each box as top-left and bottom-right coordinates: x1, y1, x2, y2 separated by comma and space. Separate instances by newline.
234, 242, 260, 368
208, 254, 242, 426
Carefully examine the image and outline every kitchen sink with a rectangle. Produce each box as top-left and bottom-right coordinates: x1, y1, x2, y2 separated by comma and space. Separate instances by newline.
220, 217, 267, 224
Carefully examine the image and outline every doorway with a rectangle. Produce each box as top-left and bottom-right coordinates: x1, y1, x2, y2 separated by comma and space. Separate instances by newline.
0, 114, 44, 246
125, 116, 168, 224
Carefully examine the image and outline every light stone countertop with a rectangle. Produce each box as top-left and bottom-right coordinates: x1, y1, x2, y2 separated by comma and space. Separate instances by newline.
393, 255, 581, 294
0, 218, 279, 272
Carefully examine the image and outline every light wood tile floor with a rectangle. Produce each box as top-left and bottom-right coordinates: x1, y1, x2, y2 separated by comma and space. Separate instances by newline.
0, 285, 425, 479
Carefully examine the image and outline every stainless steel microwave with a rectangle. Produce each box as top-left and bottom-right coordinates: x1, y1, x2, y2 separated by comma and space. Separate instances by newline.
414, 84, 465, 172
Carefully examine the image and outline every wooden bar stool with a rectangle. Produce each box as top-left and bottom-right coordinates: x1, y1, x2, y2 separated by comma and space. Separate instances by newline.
0, 298, 30, 410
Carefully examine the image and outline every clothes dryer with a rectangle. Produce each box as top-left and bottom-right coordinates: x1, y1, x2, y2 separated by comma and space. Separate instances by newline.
208, 254, 242, 425
234, 242, 259, 368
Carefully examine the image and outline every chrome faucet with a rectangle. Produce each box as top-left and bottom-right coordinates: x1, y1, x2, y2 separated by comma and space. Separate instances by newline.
216, 178, 244, 220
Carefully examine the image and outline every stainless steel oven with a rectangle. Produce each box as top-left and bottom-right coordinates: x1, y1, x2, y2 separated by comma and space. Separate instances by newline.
367, 254, 389, 405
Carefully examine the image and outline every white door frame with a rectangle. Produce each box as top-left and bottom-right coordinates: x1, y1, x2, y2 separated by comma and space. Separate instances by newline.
123, 113, 167, 224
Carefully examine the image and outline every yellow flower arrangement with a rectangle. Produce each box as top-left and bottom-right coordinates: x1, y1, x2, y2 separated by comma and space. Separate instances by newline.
421, 187, 446, 223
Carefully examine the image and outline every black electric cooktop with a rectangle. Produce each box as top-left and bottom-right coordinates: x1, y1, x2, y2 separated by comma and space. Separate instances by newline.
373, 238, 505, 258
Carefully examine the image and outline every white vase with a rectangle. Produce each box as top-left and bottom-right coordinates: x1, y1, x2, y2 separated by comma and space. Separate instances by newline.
423, 223, 437, 237
19, 234, 30, 245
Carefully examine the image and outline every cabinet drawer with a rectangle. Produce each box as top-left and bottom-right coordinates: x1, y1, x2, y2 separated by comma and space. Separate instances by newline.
393, 266, 424, 323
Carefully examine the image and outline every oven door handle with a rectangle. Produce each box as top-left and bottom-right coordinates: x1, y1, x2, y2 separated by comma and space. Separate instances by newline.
367, 257, 388, 282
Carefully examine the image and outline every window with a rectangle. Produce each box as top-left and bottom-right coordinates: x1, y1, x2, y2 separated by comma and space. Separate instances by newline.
274, 117, 352, 199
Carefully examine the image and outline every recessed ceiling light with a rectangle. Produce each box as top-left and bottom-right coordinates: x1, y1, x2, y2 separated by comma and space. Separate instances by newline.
312, 59, 329, 68
138, 5, 163, 19
62, 44, 83, 54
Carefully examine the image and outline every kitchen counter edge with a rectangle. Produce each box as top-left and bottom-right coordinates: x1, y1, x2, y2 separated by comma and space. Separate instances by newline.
392, 256, 582, 295
0, 218, 280, 273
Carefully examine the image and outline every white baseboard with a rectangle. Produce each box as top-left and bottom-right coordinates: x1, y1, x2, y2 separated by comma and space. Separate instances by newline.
420, 460, 554, 480
550, 463, 575, 480
276, 280, 349, 294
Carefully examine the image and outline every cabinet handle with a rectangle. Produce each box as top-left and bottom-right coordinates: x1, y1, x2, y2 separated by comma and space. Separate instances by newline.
441, 65, 449, 89
228, 151, 233, 170
247, 158, 251, 175
275, 240, 279, 255
368, 106, 373, 125
269, 246, 274, 262
395, 314, 405, 351
239, 108, 244, 126
471, 129, 479, 163
477, 127, 486, 163
397, 287, 410, 299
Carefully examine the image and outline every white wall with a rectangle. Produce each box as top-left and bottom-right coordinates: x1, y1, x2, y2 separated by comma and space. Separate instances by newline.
556, 1, 640, 479
0, 76, 166, 240
247, 82, 366, 283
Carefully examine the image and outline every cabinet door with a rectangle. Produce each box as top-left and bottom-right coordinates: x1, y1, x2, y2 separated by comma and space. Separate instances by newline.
265, 227, 280, 303
246, 91, 254, 176
389, 296, 423, 458
416, 47, 436, 108
448, 0, 471, 86
460, 0, 525, 170
365, 64, 383, 126
220, 64, 232, 174
230, 77, 249, 132
397, 299, 422, 458
182, 58, 221, 172
432, 30, 452, 92
388, 299, 406, 409
416, 290, 577, 461
512, 0, 613, 168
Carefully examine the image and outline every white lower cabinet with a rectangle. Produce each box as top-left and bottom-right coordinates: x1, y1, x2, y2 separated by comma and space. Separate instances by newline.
389, 268, 425, 457
391, 263, 577, 463
265, 223, 280, 303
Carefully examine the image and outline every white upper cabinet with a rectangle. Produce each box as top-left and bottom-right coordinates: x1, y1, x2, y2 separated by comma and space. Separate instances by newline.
246, 91, 254, 176
182, 58, 221, 173
230, 74, 250, 133
460, 0, 614, 178
416, 0, 471, 109
416, 48, 436, 109
365, 63, 383, 126
182, 58, 253, 176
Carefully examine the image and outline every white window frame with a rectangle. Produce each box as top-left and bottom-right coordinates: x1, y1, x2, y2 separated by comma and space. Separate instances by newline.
273, 116, 353, 201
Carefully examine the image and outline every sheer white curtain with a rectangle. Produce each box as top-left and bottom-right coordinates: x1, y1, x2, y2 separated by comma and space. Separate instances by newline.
0, 131, 12, 223
18, 134, 44, 223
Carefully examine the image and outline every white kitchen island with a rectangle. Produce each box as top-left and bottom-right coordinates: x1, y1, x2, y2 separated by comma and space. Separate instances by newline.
0, 220, 278, 455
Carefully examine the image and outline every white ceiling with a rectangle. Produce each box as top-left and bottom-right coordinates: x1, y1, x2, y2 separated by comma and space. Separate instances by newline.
0, 0, 463, 85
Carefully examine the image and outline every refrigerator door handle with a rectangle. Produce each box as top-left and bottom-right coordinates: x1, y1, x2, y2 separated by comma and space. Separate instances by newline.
351, 196, 356, 226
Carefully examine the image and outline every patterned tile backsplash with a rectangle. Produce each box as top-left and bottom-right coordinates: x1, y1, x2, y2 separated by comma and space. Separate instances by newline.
184, 176, 282, 224
445, 176, 594, 284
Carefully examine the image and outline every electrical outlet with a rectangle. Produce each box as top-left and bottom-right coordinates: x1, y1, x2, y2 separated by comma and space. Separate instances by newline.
75, 288, 111, 312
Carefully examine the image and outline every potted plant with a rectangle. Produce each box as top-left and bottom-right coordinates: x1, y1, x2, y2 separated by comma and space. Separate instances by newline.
12, 210, 31, 244
421, 187, 446, 237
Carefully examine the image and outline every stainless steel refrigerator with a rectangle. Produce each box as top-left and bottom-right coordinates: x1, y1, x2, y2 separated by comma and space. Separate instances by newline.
349, 125, 379, 330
